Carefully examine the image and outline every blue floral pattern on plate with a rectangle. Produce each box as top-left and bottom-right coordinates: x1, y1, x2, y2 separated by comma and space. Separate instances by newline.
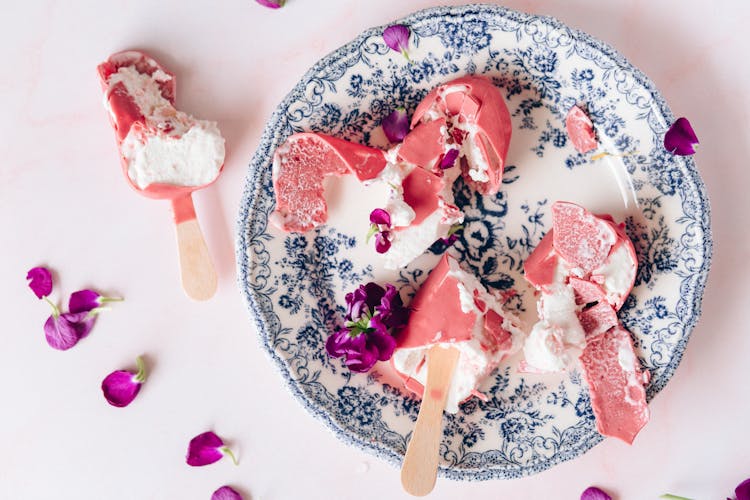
236, 5, 712, 480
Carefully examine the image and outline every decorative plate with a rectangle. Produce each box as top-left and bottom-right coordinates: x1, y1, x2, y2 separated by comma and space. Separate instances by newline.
237, 4, 711, 480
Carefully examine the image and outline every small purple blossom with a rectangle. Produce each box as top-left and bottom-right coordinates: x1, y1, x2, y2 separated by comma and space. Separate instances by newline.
367, 208, 393, 254
382, 108, 410, 143
326, 282, 409, 372
736, 478, 750, 500
439, 224, 463, 246
69, 289, 122, 314
374, 231, 392, 253
44, 311, 95, 350
383, 25, 411, 59
440, 148, 460, 169
255, 0, 284, 8
664, 117, 699, 155
581, 486, 612, 500
369, 208, 391, 226
212, 486, 243, 500
186, 431, 238, 467
27, 267, 53, 298
101, 356, 146, 407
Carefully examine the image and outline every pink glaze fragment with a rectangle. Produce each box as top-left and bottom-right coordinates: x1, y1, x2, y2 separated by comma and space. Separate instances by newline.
565, 105, 598, 153
580, 326, 650, 444
552, 202, 617, 273
398, 118, 446, 170
271, 133, 387, 232
522, 230, 558, 289
578, 302, 618, 339
569, 277, 607, 305
400, 167, 444, 227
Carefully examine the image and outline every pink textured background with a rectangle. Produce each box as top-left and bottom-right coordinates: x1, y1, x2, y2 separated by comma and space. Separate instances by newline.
1, 1, 748, 499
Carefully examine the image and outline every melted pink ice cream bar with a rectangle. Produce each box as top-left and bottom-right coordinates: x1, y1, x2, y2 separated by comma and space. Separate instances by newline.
411, 76, 512, 195
580, 326, 650, 444
391, 254, 525, 413
270, 133, 387, 232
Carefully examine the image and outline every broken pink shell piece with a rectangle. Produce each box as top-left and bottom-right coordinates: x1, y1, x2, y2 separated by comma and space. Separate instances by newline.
270, 133, 387, 232
580, 326, 650, 444
565, 105, 598, 153
411, 76, 512, 195
552, 201, 617, 273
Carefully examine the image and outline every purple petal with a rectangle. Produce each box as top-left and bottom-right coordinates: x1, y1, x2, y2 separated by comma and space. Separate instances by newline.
344, 348, 378, 373
325, 328, 352, 358
255, 0, 284, 8
440, 149, 460, 169
367, 329, 397, 361
212, 486, 243, 500
186, 431, 225, 466
383, 25, 410, 53
581, 486, 612, 500
43, 312, 95, 350
362, 282, 386, 311
375, 232, 391, 253
381, 108, 410, 143
369, 208, 392, 227
27, 267, 52, 298
69, 289, 101, 313
736, 478, 750, 500
101, 370, 141, 407
664, 117, 699, 155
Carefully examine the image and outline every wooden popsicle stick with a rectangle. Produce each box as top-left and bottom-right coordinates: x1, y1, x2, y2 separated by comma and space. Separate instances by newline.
172, 195, 217, 301
401, 345, 460, 496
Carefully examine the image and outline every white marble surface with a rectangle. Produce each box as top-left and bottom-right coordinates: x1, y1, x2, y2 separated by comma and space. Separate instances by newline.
1, 1, 748, 499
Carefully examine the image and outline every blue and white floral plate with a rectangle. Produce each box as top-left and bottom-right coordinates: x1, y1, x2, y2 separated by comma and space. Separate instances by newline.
237, 4, 711, 480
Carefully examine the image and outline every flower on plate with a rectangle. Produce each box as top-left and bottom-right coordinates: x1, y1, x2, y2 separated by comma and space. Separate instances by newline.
382, 107, 410, 143
581, 486, 612, 500
664, 117, 699, 156
439, 223, 463, 246
44, 310, 96, 351
255, 0, 284, 8
27, 267, 53, 298
325, 282, 409, 373
383, 25, 411, 60
440, 148, 460, 169
212, 486, 243, 500
366, 208, 392, 253
101, 356, 147, 407
69, 289, 123, 314
186, 431, 238, 467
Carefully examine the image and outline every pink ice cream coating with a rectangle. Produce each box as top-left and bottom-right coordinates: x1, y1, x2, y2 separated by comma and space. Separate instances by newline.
482, 309, 513, 353
523, 229, 558, 289
271, 133, 386, 233
552, 202, 618, 273
579, 326, 650, 444
396, 254, 477, 349
569, 276, 607, 305
565, 105, 597, 153
398, 118, 446, 171
411, 76, 512, 195
399, 167, 443, 228
578, 302, 619, 339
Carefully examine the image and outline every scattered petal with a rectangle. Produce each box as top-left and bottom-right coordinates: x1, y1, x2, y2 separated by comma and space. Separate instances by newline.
383, 25, 411, 58
374, 231, 391, 253
187, 432, 237, 467
381, 108, 410, 143
566, 105, 597, 153
737, 478, 750, 500
440, 148, 459, 169
69, 289, 101, 313
101, 356, 146, 407
44, 311, 94, 350
255, 0, 284, 8
212, 486, 243, 500
27, 267, 53, 299
664, 117, 699, 155
369, 208, 391, 227
581, 486, 612, 500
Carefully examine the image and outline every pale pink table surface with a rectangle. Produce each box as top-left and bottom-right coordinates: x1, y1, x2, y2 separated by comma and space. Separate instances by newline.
1, 1, 748, 499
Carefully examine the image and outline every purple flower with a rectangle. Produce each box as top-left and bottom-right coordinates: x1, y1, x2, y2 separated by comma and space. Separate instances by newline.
369, 208, 391, 226
736, 478, 750, 500
664, 117, 699, 155
101, 356, 146, 407
440, 148, 460, 169
212, 486, 243, 500
581, 486, 612, 500
255, 0, 284, 8
27, 267, 53, 298
374, 231, 392, 253
367, 208, 393, 254
382, 108, 410, 143
439, 224, 463, 246
383, 25, 411, 59
186, 431, 238, 467
69, 289, 122, 314
326, 282, 408, 372
44, 311, 95, 350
